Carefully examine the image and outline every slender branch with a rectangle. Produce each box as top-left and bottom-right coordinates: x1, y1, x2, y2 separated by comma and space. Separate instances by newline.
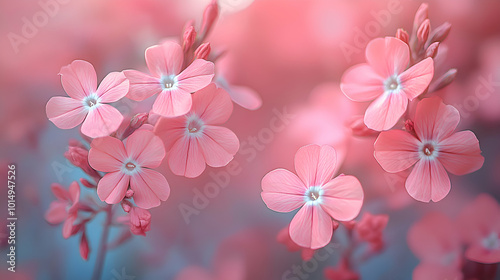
91, 205, 113, 280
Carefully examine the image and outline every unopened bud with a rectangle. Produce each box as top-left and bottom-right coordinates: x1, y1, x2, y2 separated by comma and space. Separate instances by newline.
80, 178, 96, 189
79, 231, 90, 261
417, 19, 431, 44
121, 200, 132, 213
200, 0, 219, 40
425, 42, 439, 58
183, 26, 196, 52
125, 189, 134, 198
348, 115, 378, 137
429, 22, 451, 44
121, 113, 149, 139
413, 3, 429, 34
194, 43, 211, 60
404, 119, 416, 135
396, 29, 409, 45
64, 146, 99, 178
431, 68, 457, 92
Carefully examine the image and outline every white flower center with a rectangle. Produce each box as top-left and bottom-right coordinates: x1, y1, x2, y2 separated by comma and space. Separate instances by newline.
419, 141, 439, 160
83, 94, 101, 110
160, 75, 178, 90
304, 186, 323, 204
185, 114, 205, 137
121, 159, 141, 175
482, 232, 500, 250
384, 75, 401, 93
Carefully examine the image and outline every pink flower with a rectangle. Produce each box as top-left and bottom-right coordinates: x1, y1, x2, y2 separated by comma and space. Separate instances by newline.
154, 83, 239, 178
324, 258, 360, 280
340, 37, 434, 131
355, 212, 389, 251
261, 144, 364, 249
458, 194, 500, 264
129, 207, 152, 236
45, 182, 80, 239
88, 130, 170, 209
374, 97, 484, 202
46, 60, 129, 138
124, 41, 215, 117
408, 212, 463, 280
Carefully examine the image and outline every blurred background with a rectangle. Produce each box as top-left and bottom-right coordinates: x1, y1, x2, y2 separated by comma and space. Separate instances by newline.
1, 0, 500, 279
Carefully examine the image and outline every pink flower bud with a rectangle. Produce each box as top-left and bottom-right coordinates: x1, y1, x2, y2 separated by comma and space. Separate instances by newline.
417, 19, 431, 44
342, 220, 357, 230
80, 178, 96, 189
125, 189, 135, 198
183, 26, 197, 52
355, 212, 389, 251
121, 113, 149, 139
425, 42, 439, 58
69, 139, 86, 149
79, 231, 90, 261
431, 68, 457, 92
413, 3, 428, 34
129, 207, 152, 236
404, 119, 416, 135
429, 22, 451, 43
121, 200, 132, 213
64, 146, 99, 178
200, 0, 219, 39
396, 29, 409, 45
348, 115, 378, 137
194, 42, 211, 60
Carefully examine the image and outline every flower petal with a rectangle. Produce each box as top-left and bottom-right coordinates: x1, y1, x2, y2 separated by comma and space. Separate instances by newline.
465, 243, 500, 264
62, 214, 77, 239
96, 72, 129, 103
59, 60, 97, 100
192, 84, 233, 125
320, 175, 363, 221
45, 201, 67, 224
46, 96, 87, 129
413, 97, 460, 142
374, 130, 420, 173
294, 144, 337, 187
152, 88, 192, 117
289, 204, 333, 249
226, 84, 262, 110
406, 159, 450, 202
365, 37, 409, 77
126, 130, 165, 168
50, 183, 70, 201
261, 169, 307, 213
199, 126, 240, 168
130, 169, 170, 209
97, 171, 130, 204
81, 104, 123, 138
176, 59, 215, 93
68, 181, 80, 205
364, 91, 408, 131
154, 116, 187, 151
123, 70, 162, 101
438, 131, 484, 175
145, 42, 183, 77
399, 58, 434, 100
89, 136, 127, 172
168, 137, 206, 178
340, 64, 384, 102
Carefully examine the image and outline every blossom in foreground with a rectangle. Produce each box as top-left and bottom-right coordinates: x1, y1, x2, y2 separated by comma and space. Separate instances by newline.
458, 194, 500, 264
45, 182, 80, 238
340, 37, 434, 131
154, 83, 239, 178
261, 144, 364, 249
46, 60, 129, 138
88, 130, 170, 209
408, 212, 463, 280
374, 97, 484, 202
124, 41, 215, 117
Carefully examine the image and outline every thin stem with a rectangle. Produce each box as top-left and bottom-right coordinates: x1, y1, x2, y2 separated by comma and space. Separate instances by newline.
91, 205, 113, 280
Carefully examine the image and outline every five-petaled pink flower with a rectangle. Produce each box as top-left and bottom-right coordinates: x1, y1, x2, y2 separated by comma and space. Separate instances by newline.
154, 83, 240, 178
458, 194, 500, 264
124, 41, 215, 117
88, 129, 170, 209
46, 60, 129, 138
261, 144, 364, 249
374, 97, 484, 202
341, 37, 434, 131
45, 182, 80, 238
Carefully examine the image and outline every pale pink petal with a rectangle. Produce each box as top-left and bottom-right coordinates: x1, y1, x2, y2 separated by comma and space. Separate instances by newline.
438, 131, 484, 175
59, 60, 97, 100
465, 243, 500, 264
125, 130, 165, 168
320, 175, 364, 221
89, 136, 127, 172
374, 130, 420, 173
81, 104, 123, 138
154, 116, 187, 151
399, 58, 434, 100
365, 37, 409, 77
95, 72, 129, 103
145, 42, 183, 77
406, 159, 451, 202
68, 181, 80, 205
176, 59, 215, 93
62, 214, 77, 239
364, 91, 408, 131
226, 85, 262, 110
413, 97, 460, 142
289, 204, 333, 249
152, 88, 192, 117
130, 169, 170, 209
45, 201, 67, 224
261, 169, 307, 212
46, 96, 87, 129
199, 126, 239, 168
457, 194, 500, 244
294, 144, 337, 187
123, 70, 162, 101
97, 171, 130, 204
168, 137, 206, 178
340, 64, 384, 102
51, 183, 70, 201
192, 84, 233, 125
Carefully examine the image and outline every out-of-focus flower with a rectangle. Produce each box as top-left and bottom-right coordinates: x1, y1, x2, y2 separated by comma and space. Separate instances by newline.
261, 144, 363, 249
129, 207, 152, 236
324, 258, 360, 280
374, 97, 484, 202
355, 212, 389, 251
124, 41, 214, 117
341, 37, 434, 131
154, 83, 239, 178
276, 226, 319, 261
408, 212, 463, 280
88, 130, 170, 209
46, 60, 129, 138
45, 182, 80, 239
79, 231, 90, 261
458, 194, 500, 264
